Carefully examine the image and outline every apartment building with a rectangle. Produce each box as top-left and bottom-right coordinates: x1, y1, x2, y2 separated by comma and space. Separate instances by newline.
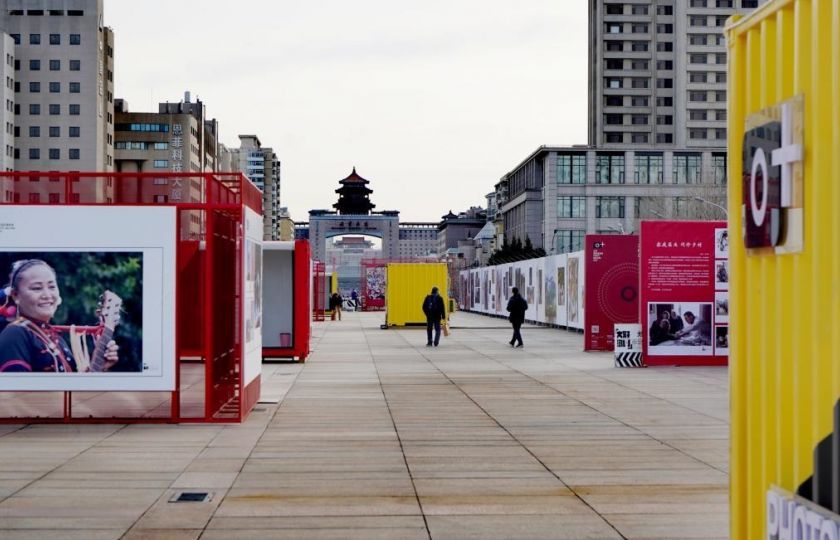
588, 0, 764, 148
228, 135, 281, 240
1, 0, 114, 172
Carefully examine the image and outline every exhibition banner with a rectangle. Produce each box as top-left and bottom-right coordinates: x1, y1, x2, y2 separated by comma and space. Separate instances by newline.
584, 235, 639, 351
640, 220, 728, 366
0, 206, 176, 391
243, 207, 263, 386
458, 251, 582, 330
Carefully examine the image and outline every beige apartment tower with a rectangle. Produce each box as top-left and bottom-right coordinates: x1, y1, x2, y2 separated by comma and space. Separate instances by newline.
0, 0, 114, 172
588, 0, 764, 149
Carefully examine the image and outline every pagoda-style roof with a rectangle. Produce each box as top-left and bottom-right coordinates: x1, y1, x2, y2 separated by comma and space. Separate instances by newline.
339, 167, 370, 185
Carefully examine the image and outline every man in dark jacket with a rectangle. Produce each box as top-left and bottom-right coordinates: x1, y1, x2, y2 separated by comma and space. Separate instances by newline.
506, 287, 528, 348
421, 287, 446, 347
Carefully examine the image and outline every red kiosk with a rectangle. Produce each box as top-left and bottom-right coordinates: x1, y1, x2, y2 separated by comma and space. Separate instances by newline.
0, 172, 265, 423
261, 240, 311, 362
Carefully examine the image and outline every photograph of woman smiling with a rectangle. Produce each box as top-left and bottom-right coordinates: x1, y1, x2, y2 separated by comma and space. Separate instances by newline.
0, 259, 119, 373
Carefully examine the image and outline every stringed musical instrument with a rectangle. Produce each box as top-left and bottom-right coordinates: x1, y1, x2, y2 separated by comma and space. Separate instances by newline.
88, 290, 123, 372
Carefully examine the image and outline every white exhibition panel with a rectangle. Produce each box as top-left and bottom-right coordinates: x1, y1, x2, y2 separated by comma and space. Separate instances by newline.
0, 206, 176, 391
242, 207, 263, 386
459, 251, 584, 329
262, 241, 294, 348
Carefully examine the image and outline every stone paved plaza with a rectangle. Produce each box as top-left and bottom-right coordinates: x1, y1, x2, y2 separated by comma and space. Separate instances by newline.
0, 311, 729, 539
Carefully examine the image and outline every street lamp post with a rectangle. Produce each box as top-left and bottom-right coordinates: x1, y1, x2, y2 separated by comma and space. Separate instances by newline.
693, 197, 728, 218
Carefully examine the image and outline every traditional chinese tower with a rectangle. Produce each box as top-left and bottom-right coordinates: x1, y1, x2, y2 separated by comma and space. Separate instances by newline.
333, 167, 375, 215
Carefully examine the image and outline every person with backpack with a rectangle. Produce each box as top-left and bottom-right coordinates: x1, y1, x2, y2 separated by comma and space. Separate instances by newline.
421, 286, 446, 347
506, 287, 528, 348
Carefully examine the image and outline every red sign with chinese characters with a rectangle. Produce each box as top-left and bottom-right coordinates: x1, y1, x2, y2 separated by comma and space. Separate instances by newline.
640, 221, 729, 366
584, 234, 640, 351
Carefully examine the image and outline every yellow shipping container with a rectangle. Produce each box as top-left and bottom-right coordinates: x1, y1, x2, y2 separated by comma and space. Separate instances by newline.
728, 1, 840, 538
386, 263, 449, 327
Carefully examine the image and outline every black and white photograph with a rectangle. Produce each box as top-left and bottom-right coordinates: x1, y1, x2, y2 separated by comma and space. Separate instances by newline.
715, 260, 729, 291
647, 302, 713, 356
715, 228, 729, 258
715, 292, 729, 323
715, 326, 729, 355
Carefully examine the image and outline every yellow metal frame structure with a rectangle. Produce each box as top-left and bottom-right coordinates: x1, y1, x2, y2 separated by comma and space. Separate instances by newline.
727, 0, 840, 537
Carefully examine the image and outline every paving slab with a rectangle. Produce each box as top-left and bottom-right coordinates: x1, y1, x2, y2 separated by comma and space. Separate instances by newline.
0, 311, 729, 538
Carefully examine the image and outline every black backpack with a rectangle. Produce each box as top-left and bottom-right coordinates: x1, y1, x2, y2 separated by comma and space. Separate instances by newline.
423, 295, 436, 314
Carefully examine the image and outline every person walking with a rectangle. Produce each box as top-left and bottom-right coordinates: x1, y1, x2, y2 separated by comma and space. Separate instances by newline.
350, 289, 359, 309
330, 292, 342, 321
506, 287, 528, 348
421, 286, 446, 347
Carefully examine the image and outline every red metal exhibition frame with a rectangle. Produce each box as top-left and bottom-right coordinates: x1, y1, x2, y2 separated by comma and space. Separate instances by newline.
360, 258, 387, 311
312, 261, 326, 321
262, 240, 311, 362
0, 171, 263, 424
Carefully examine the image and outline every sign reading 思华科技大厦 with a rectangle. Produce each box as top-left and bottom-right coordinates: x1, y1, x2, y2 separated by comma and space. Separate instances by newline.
743, 95, 804, 254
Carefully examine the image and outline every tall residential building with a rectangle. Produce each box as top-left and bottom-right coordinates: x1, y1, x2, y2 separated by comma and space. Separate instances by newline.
0, 33, 14, 172
1, 0, 114, 171
588, 0, 764, 148
229, 135, 281, 240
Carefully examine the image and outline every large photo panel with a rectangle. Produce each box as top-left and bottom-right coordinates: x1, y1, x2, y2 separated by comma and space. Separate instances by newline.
0, 206, 176, 391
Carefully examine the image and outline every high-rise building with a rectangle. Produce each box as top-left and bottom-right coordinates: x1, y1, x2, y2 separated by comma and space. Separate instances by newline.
1, 0, 114, 171
229, 135, 281, 240
588, 0, 764, 148
0, 34, 14, 172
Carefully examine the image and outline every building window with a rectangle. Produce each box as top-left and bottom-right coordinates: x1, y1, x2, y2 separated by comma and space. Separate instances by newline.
605, 114, 623, 125
29, 34, 40, 45
48, 148, 59, 159
28, 103, 39, 115
49, 82, 59, 93
49, 104, 60, 115
657, 133, 674, 143
555, 230, 584, 254
28, 148, 39, 159
29, 82, 40, 93
28, 126, 39, 137
605, 132, 623, 143
153, 159, 169, 168
69, 148, 80, 160
689, 110, 708, 120
49, 126, 59, 137
49, 33, 60, 45
69, 34, 80, 45
690, 129, 708, 139
635, 153, 664, 184
69, 59, 80, 71
69, 104, 80, 115
153, 142, 169, 150
29, 59, 40, 71
557, 154, 586, 184
49, 59, 60, 70
657, 96, 673, 107
69, 82, 80, 93
596, 154, 625, 184
673, 153, 702, 184
712, 154, 727, 185
10, 34, 20, 45
69, 126, 80, 137
689, 91, 708, 102
605, 78, 622, 89
596, 196, 625, 218
631, 133, 649, 144
557, 196, 586, 218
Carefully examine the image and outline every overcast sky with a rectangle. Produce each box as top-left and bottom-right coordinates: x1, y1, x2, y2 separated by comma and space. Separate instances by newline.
108, 1, 588, 222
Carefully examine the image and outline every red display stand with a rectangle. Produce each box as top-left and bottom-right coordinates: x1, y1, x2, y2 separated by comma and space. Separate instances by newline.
360, 258, 387, 311
584, 234, 640, 351
0, 171, 263, 423
312, 261, 326, 321
262, 240, 311, 362
640, 220, 728, 366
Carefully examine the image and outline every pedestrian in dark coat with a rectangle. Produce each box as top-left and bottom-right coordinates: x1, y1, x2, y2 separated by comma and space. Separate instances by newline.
506, 287, 528, 347
421, 286, 446, 347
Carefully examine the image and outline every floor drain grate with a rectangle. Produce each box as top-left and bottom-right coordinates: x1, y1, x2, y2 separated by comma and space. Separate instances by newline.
169, 491, 212, 503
